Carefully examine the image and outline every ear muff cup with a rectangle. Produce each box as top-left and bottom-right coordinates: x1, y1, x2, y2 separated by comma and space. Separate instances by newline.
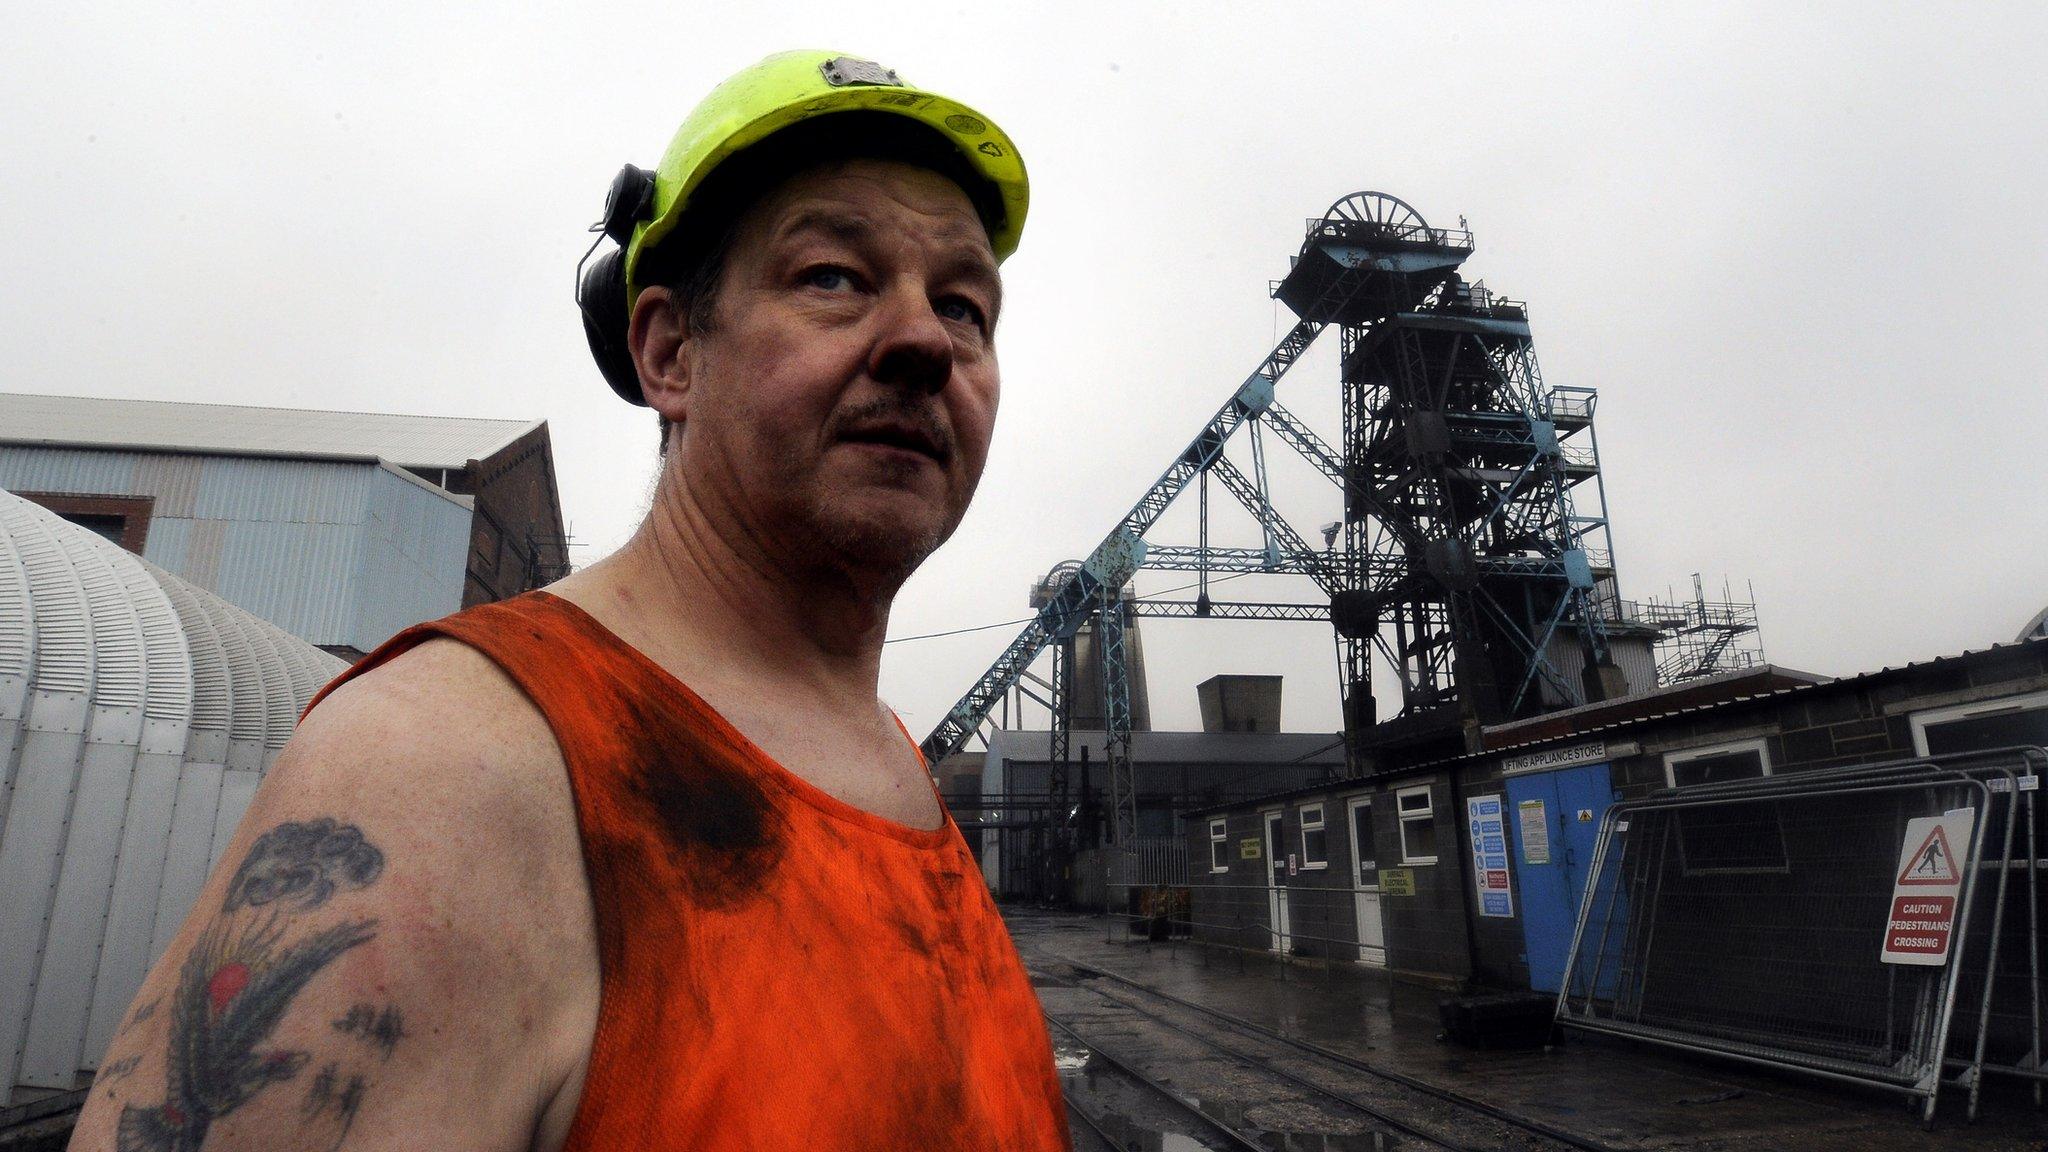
578, 163, 658, 406
578, 245, 644, 405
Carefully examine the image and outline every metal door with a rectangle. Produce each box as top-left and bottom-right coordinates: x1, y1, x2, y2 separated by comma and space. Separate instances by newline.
1263, 809, 1291, 953
1504, 762, 1617, 993
1346, 796, 1386, 965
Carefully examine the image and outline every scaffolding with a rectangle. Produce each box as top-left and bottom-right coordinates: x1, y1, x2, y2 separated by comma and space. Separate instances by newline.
1645, 574, 1765, 683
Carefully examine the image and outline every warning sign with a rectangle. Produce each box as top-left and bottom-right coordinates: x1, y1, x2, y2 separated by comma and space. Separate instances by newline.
1880, 811, 1976, 966
1896, 824, 1960, 885
1467, 795, 1514, 918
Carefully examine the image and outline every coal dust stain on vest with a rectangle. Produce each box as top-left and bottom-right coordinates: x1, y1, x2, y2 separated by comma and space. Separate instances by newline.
620, 693, 787, 908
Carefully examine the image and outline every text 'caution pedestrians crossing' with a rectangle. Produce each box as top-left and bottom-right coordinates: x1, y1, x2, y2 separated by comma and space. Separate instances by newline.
1880, 810, 1977, 966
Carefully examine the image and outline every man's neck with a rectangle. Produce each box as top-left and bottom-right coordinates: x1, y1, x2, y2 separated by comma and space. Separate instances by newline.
553, 477, 894, 715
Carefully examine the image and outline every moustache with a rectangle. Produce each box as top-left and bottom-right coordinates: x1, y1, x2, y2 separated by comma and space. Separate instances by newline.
830, 397, 957, 464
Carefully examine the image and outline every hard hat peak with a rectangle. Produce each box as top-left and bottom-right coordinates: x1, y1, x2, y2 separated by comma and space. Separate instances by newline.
623, 50, 1028, 304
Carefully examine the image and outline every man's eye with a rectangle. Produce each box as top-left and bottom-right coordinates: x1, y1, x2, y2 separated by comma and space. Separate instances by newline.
937, 297, 986, 328
804, 266, 855, 291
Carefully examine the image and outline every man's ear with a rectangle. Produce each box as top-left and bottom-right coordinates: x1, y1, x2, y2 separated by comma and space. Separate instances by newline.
629, 285, 692, 427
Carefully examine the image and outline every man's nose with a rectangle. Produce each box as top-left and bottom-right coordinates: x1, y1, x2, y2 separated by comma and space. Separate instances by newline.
867, 284, 954, 396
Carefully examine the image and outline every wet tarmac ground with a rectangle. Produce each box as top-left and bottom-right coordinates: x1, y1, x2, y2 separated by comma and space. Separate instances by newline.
1009, 909, 2048, 1152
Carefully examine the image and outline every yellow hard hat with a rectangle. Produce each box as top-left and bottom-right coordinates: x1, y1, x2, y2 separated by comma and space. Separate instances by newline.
577, 50, 1028, 405
626, 50, 1029, 304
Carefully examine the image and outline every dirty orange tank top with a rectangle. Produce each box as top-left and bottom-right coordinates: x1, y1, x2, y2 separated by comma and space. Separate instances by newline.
317, 592, 1070, 1151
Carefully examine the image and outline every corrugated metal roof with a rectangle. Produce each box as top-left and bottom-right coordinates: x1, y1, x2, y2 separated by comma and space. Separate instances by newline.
988, 728, 1347, 767
0, 392, 539, 470
1188, 635, 2048, 814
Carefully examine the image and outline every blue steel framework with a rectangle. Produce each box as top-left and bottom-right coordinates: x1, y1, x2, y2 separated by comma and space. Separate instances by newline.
924, 193, 1621, 851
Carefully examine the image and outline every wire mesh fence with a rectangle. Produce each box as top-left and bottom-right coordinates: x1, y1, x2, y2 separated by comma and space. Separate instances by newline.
1556, 748, 2043, 1124
1103, 870, 1385, 970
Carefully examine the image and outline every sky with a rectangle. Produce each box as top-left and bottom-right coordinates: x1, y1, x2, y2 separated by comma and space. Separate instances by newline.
5, 3, 2045, 738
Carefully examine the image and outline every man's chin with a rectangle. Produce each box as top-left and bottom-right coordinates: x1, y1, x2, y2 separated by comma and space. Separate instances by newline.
800, 503, 955, 586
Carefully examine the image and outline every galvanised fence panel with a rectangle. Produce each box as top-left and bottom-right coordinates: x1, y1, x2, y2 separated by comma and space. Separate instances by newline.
1556, 750, 2042, 1125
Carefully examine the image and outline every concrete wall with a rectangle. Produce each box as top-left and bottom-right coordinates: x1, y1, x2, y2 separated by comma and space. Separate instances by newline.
1364, 775, 1472, 980
1456, 637, 2048, 992
1189, 638, 2048, 993
1188, 773, 1473, 981
1185, 810, 1272, 952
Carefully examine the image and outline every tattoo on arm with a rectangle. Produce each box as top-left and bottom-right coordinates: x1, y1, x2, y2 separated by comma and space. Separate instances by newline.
332, 1004, 408, 1059
115, 819, 390, 1152
302, 1062, 370, 1139
119, 999, 160, 1035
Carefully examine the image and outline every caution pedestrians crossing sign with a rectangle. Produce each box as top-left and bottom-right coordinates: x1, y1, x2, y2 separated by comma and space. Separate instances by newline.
1880, 810, 1977, 967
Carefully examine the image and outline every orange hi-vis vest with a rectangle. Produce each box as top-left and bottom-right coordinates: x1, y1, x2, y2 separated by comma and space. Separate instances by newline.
310, 592, 1070, 1150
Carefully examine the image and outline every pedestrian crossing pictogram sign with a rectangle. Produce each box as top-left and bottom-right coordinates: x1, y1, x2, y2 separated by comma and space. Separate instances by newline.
1896, 825, 1960, 885
1881, 810, 1976, 966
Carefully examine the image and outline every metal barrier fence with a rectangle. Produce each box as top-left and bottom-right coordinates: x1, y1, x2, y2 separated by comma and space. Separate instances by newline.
1102, 870, 1391, 976
1556, 748, 2043, 1124
1105, 838, 1190, 888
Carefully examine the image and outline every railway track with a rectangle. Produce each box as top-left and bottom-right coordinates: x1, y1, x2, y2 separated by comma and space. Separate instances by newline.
1033, 956, 1622, 1152
1045, 1010, 1273, 1151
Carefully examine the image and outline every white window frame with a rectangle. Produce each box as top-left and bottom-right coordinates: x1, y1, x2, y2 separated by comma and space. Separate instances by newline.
1396, 785, 1438, 865
1298, 803, 1328, 870
1909, 690, 2048, 757
1663, 737, 1773, 789
1664, 738, 1788, 876
1208, 818, 1230, 873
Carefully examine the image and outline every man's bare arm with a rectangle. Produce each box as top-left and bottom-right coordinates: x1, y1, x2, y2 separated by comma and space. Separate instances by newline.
69, 640, 599, 1152
97, 817, 388, 1149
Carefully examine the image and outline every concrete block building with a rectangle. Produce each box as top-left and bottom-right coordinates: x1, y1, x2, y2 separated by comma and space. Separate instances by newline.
1185, 639, 2048, 990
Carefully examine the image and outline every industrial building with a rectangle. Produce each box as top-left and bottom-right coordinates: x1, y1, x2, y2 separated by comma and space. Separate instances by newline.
921, 192, 1759, 904
1183, 640, 2046, 979
1180, 635, 2048, 1113
0, 392, 569, 658
974, 676, 1345, 902
0, 490, 348, 1105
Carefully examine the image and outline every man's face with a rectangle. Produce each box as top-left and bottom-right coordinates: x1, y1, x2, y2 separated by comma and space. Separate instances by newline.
667, 158, 1002, 586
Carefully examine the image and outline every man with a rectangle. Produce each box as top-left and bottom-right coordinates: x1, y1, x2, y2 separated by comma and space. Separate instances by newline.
71, 51, 1070, 1151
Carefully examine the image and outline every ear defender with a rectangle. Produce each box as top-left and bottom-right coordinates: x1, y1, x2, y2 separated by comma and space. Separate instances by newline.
577, 164, 658, 405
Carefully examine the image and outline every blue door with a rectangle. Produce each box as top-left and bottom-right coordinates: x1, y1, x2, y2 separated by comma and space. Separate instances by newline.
1504, 763, 1618, 994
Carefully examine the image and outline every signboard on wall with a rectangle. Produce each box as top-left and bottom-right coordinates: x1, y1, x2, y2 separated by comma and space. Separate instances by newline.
1501, 739, 1636, 775
1378, 868, 1416, 896
1239, 838, 1263, 861
1517, 799, 1550, 865
1880, 809, 1977, 966
1467, 795, 1514, 917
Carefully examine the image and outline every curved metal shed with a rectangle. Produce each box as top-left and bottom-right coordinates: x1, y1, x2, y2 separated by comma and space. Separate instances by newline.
0, 489, 347, 1096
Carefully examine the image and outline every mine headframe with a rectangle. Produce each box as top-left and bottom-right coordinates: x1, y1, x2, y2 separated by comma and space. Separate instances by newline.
924, 192, 1621, 837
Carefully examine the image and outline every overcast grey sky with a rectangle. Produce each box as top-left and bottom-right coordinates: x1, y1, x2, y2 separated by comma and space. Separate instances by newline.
6, 3, 2044, 736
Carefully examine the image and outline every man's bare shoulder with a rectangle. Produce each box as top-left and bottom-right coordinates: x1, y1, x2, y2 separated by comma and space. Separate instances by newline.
273, 636, 585, 915
66, 637, 599, 1152
298, 636, 562, 784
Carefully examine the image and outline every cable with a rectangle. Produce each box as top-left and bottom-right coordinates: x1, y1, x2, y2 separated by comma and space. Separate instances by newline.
884, 615, 1037, 644
883, 570, 1262, 645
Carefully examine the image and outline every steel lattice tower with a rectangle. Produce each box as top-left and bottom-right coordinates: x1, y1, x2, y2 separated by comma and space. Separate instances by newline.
926, 191, 1628, 833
